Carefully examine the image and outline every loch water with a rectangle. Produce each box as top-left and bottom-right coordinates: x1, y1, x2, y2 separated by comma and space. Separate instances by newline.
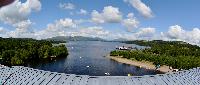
29, 41, 162, 76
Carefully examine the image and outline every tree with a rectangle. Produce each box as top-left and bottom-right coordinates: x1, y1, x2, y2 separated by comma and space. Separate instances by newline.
0, 38, 68, 66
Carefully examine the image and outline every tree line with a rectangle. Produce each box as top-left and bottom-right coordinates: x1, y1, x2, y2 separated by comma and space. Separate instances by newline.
0, 38, 68, 66
110, 40, 200, 70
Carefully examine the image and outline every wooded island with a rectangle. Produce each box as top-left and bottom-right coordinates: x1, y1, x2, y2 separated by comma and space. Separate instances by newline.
0, 38, 68, 66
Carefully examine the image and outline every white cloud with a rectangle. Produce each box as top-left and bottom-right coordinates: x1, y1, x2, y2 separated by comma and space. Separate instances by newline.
162, 25, 200, 45
59, 3, 75, 10
0, 0, 41, 37
57, 18, 76, 28
78, 9, 87, 15
46, 18, 76, 32
90, 7, 140, 32
78, 26, 110, 37
14, 20, 32, 32
5, 31, 35, 38
122, 13, 139, 32
91, 6, 122, 24
137, 27, 155, 37
0, 0, 41, 38
1, 18, 76, 39
91, 10, 104, 23
19, 0, 41, 14
110, 27, 156, 40
124, 0, 153, 18
187, 28, 200, 44
0, 0, 41, 25
74, 19, 90, 24
35, 25, 110, 39
34, 18, 77, 39
127, 13, 134, 18
167, 25, 185, 39
0, 27, 6, 34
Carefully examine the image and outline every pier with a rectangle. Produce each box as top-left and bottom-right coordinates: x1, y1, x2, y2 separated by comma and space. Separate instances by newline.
0, 66, 200, 85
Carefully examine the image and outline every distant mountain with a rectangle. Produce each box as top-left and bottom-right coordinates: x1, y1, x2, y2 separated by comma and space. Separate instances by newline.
46, 36, 105, 41
111, 38, 128, 42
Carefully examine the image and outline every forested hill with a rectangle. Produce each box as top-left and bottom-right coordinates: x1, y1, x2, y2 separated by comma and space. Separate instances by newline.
0, 38, 68, 66
124, 40, 198, 47
111, 40, 200, 69
123, 40, 200, 56
46, 36, 105, 41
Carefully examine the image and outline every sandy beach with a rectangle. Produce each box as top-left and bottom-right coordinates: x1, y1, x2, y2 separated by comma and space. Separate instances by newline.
107, 55, 172, 73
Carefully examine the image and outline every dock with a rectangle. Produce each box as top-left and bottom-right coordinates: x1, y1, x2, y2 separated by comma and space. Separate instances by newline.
0, 66, 200, 85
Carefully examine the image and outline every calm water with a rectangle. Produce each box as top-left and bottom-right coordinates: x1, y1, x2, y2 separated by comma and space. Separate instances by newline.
29, 41, 161, 76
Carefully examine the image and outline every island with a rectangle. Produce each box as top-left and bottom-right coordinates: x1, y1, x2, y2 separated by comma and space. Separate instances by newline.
0, 38, 68, 66
110, 40, 200, 72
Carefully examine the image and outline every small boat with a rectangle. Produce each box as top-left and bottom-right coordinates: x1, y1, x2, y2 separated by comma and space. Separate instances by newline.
105, 72, 110, 75
116, 46, 128, 50
116, 46, 132, 50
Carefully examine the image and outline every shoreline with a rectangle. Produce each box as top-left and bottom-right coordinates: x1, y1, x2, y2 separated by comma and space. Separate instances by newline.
106, 55, 173, 73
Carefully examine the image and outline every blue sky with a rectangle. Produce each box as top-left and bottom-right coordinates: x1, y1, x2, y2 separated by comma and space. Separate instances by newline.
0, 0, 200, 45
30, 0, 200, 31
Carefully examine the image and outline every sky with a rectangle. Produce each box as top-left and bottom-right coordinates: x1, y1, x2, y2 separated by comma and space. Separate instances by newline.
0, 0, 200, 45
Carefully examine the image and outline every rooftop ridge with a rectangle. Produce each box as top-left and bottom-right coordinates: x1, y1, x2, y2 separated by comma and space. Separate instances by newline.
0, 66, 200, 85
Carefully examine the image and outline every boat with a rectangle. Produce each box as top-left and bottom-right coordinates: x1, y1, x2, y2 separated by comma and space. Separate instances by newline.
116, 46, 133, 50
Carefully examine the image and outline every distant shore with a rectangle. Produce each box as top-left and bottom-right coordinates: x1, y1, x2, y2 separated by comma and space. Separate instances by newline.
106, 55, 173, 73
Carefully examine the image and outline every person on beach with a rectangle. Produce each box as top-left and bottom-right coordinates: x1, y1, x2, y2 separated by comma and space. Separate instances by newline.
155, 64, 160, 70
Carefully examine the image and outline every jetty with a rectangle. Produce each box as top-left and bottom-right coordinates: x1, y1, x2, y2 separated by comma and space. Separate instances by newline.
0, 66, 200, 85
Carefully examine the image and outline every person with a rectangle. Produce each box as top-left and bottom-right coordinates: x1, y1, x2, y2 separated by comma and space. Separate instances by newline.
155, 64, 160, 70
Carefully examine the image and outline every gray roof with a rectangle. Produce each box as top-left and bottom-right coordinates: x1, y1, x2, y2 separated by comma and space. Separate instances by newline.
0, 66, 200, 85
